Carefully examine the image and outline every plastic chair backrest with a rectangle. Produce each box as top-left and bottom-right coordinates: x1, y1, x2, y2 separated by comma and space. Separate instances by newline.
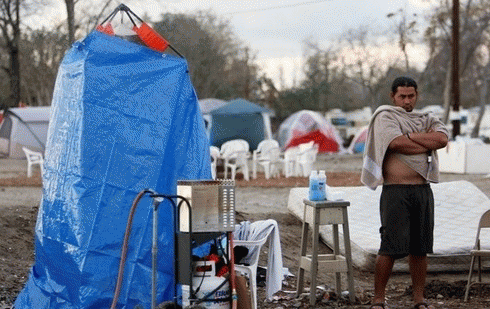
210, 146, 220, 179
298, 141, 315, 152
284, 146, 299, 161
266, 146, 282, 162
297, 143, 318, 162
234, 226, 273, 309
257, 139, 279, 153
233, 150, 249, 165
22, 147, 44, 177
220, 139, 249, 158
234, 234, 270, 264
256, 140, 279, 159
210, 146, 220, 161
236, 139, 250, 152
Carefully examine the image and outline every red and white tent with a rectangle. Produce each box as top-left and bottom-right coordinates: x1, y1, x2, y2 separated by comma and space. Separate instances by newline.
347, 125, 368, 154
277, 110, 344, 153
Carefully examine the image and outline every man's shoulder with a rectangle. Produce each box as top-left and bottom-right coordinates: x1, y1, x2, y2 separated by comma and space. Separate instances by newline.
372, 105, 402, 117
372, 106, 400, 122
373, 105, 395, 114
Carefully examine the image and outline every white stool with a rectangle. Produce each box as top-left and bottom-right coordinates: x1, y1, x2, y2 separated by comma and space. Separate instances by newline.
296, 199, 355, 305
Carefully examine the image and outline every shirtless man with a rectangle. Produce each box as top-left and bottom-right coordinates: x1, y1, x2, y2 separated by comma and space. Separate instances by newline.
363, 77, 448, 309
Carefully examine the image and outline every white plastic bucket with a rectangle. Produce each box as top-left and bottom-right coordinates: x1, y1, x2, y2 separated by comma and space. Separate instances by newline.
181, 276, 230, 309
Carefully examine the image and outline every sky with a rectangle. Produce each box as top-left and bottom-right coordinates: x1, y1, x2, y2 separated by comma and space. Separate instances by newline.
148, 0, 438, 88
32, 0, 439, 88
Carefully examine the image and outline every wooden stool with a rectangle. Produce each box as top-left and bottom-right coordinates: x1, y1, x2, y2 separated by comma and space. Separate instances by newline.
296, 199, 355, 305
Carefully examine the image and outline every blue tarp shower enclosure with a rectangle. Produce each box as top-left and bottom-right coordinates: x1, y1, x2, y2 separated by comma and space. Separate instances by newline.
15, 30, 211, 308
208, 98, 273, 150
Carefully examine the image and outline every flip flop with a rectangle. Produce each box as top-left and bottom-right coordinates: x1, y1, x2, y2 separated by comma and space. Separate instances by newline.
369, 303, 389, 309
413, 302, 435, 309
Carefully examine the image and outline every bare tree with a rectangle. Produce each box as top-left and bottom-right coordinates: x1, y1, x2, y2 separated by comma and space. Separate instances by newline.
471, 44, 490, 137
387, 8, 418, 71
337, 26, 392, 110
423, 0, 490, 125
152, 11, 260, 100
61, 0, 117, 44
0, 0, 46, 107
301, 39, 333, 112
21, 29, 67, 106
63, 0, 76, 45
0, 0, 21, 107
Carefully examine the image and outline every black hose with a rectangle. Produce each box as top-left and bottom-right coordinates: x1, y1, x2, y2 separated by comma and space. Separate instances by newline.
194, 273, 230, 305
110, 189, 154, 309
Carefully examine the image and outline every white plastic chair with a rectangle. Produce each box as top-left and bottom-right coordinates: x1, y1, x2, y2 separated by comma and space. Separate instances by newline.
22, 147, 44, 178
210, 146, 220, 180
258, 147, 282, 180
252, 139, 281, 179
224, 150, 250, 181
464, 209, 490, 301
220, 139, 249, 158
295, 142, 318, 177
282, 146, 299, 178
220, 140, 250, 181
236, 139, 250, 152
234, 229, 273, 309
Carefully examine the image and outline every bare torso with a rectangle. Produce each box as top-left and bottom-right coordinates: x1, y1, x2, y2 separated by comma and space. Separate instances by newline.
383, 150, 427, 185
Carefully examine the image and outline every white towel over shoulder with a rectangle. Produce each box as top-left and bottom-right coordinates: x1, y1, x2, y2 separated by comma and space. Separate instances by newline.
361, 105, 448, 190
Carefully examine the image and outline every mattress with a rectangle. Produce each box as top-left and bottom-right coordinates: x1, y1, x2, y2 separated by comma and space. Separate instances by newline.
287, 181, 490, 272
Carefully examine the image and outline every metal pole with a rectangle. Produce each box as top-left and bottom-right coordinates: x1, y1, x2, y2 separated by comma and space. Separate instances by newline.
451, 0, 461, 138
152, 197, 163, 309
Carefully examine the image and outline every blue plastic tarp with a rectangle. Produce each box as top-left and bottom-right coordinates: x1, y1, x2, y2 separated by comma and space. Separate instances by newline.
15, 30, 211, 308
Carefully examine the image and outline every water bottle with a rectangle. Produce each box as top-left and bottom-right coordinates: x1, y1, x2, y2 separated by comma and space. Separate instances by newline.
318, 170, 327, 201
309, 170, 319, 201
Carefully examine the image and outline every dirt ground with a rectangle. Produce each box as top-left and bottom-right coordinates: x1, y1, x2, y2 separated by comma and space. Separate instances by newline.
2, 155, 490, 308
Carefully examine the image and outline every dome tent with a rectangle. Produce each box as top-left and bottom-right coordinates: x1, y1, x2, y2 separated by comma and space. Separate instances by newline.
198, 98, 228, 133
208, 98, 273, 150
277, 110, 344, 153
347, 125, 369, 154
0, 106, 50, 158
198, 98, 228, 114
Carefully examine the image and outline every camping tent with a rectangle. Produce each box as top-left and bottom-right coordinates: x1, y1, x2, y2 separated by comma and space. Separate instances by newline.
0, 106, 50, 158
208, 98, 273, 150
347, 125, 368, 154
198, 98, 228, 133
277, 110, 344, 153
199, 98, 227, 114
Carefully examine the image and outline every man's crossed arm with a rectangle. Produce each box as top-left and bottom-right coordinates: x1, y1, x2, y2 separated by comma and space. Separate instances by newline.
388, 129, 448, 155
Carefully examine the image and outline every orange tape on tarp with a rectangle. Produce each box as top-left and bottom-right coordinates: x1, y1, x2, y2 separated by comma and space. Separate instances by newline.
133, 22, 169, 52
96, 23, 115, 36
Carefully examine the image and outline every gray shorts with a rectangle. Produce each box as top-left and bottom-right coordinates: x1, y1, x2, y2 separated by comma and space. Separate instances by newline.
378, 184, 434, 258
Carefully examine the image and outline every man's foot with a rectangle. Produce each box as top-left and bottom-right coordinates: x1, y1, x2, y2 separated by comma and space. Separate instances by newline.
413, 302, 435, 309
369, 303, 389, 309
